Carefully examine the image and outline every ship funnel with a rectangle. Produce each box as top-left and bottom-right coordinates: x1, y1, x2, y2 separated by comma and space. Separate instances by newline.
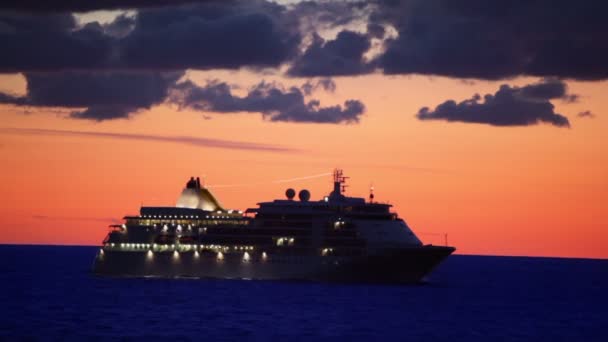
176, 176, 225, 211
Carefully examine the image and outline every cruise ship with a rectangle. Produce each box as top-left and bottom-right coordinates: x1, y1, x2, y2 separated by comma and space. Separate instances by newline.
93, 170, 455, 283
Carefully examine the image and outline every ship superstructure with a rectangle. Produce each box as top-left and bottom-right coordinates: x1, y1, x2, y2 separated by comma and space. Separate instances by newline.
93, 170, 455, 282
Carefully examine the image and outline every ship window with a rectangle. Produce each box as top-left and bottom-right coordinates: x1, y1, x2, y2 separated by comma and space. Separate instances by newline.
275, 237, 295, 247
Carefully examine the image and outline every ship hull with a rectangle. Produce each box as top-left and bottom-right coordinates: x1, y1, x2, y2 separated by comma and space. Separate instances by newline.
93, 246, 455, 283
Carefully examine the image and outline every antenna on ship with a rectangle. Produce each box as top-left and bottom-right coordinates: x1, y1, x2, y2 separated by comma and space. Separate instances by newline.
369, 184, 374, 203
329, 169, 348, 201
333, 169, 349, 194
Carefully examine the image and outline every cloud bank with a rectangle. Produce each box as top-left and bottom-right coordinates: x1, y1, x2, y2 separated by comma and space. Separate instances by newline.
0, 71, 183, 120
2, 0, 606, 80
417, 79, 573, 127
0, 71, 358, 123
1, 0, 605, 127
373, 0, 608, 80
170, 80, 365, 124
288, 30, 373, 77
0, 1, 212, 12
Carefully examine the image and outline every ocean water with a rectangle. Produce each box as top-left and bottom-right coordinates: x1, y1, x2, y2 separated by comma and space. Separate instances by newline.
0, 245, 606, 341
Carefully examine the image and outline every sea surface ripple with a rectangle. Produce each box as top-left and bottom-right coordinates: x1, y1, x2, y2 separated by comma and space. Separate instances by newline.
0, 245, 606, 341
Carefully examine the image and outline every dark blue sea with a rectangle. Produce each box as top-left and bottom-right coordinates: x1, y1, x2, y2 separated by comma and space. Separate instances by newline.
1, 245, 606, 341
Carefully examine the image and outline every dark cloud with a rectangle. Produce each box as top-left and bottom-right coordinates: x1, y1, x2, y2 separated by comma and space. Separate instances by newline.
120, 2, 300, 70
301, 78, 336, 95
577, 111, 594, 118
0, 1, 219, 13
286, 1, 370, 35
374, 0, 608, 80
515, 78, 579, 103
170, 80, 365, 124
288, 30, 373, 77
102, 14, 136, 38
70, 105, 137, 121
0, 71, 184, 120
417, 79, 573, 127
0, 71, 365, 124
0, 12, 116, 72
0, 127, 296, 153
2, 0, 608, 82
0, 91, 26, 105
0, 1, 300, 72
366, 23, 385, 39
1, 0, 604, 130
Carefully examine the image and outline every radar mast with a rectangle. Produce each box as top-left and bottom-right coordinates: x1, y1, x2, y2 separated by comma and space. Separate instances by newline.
330, 169, 349, 200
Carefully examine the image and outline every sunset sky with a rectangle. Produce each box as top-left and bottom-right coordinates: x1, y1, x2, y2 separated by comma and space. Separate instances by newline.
1, 0, 606, 259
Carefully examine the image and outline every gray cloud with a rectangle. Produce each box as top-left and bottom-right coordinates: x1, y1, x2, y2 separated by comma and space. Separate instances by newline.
0, 71, 183, 120
119, 2, 300, 71
102, 14, 136, 38
0, 1, 216, 12
366, 23, 385, 39
1, 0, 604, 131
0, 127, 296, 152
286, 1, 370, 35
2, 0, 607, 82
301, 78, 336, 95
577, 111, 595, 118
0, 12, 116, 73
374, 0, 608, 80
417, 79, 573, 127
517, 78, 572, 101
288, 30, 373, 77
170, 79, 365, 124
0, 71, 366, 124
0, 1, 300, 73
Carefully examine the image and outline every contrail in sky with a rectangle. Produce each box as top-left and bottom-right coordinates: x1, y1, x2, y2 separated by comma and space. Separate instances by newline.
0, 127, 296, 153
272, 172, 332, 183
207, 172, 332, 188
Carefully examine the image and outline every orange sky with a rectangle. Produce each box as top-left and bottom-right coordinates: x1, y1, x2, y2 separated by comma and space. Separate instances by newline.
1, 71, 607, 259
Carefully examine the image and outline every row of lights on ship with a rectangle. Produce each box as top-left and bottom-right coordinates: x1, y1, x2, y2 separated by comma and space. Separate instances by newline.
143, 250, 268, 263
105, 243, 256, 251
139, 210, 243, 220
100, 248, 331, 262
101, 245, 332, 259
